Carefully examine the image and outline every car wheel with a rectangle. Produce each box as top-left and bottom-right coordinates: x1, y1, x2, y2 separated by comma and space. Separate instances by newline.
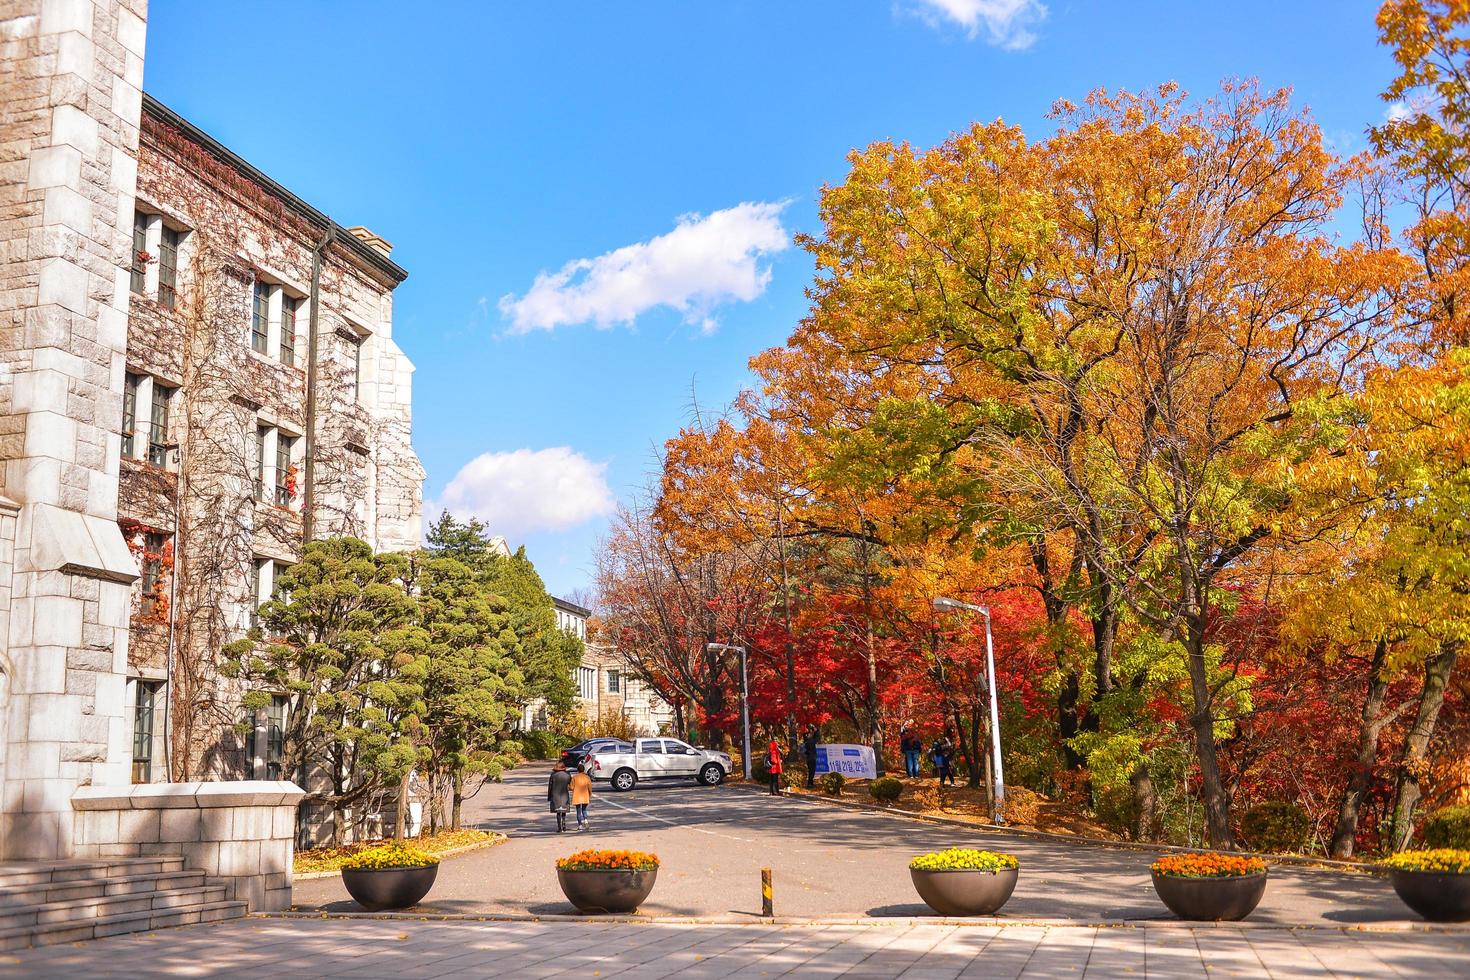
699, 764, 724, 786
612, 768, 637, 792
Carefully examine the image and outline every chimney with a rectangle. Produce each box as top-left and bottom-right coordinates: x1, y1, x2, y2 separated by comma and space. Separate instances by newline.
345, 225, 393, 257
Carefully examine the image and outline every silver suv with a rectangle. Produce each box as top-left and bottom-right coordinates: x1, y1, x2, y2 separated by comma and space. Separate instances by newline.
588, 737, 732, 791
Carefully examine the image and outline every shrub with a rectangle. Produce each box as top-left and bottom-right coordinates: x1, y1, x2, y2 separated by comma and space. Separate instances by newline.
1240, 801, 1310, 853
909, 848, 1019, 872
519, 729, 568, 761
556, 849, 660, 872
1151, 854, 1266, 878
869, 776, 903, 803
819, 772, 846, 796
340, 841, 440, 871
1382, 848, 1470, 874
1422, 806, 1470, 850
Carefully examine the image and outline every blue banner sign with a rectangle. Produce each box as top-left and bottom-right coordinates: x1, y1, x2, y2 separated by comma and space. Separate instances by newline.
814, 744, 877, 779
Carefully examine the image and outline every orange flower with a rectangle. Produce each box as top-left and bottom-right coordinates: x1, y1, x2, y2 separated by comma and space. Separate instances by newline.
556, 849, 659, 872
1151, 853, 1267, 878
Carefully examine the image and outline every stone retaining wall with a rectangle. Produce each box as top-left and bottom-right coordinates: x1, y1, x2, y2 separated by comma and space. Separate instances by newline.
71, 780, 304, 911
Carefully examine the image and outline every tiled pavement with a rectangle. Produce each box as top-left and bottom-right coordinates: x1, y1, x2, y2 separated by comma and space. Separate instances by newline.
2, 916, 1468, 978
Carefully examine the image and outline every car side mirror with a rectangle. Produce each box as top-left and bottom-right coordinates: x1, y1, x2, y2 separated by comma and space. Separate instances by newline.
686, 748, 699, 755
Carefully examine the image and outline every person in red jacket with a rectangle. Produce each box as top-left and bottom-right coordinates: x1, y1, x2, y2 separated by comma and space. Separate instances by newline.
766, 740, 784, 795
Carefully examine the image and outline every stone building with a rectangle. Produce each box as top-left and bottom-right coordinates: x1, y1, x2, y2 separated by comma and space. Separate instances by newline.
0, 0, 422, 930
119, 95, 424, 786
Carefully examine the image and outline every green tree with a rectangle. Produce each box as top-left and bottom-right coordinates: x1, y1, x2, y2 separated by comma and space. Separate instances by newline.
425, 513, 583, 716
222, 537, 423, 843
409, 554, 527, 829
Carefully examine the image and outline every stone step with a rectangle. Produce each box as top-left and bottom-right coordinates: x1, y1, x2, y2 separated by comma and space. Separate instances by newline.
0, 899, 247, 952
0, 869, 206, 908
0, 884, 229, 933
0, 856, 185, 890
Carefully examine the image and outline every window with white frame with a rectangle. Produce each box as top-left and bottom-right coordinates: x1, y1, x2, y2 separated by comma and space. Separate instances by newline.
606, 669, 620, 694
264, 695, 287, 780
252, 423, 299, 509
119, 372, 175, 470
131, 679, 163, 783
577, 666, 596, 701
131, 210, 186, 306
251, 280, 304, 366
250, 556, 267, 628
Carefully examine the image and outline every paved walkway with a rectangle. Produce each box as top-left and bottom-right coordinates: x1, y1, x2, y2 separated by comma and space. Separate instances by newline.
294, 764, 1408, 925
3, 916, 1467, 978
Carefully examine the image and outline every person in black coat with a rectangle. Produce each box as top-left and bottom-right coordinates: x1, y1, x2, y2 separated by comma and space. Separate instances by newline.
801, 726, 820, 789
547, 762, 572, 833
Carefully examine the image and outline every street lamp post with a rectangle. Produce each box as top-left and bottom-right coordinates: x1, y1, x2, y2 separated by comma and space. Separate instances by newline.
708, 642, 751, 780
933, 597, 1006, 825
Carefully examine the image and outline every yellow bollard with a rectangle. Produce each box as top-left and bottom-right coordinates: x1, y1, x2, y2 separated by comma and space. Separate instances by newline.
761, 867, 773, 918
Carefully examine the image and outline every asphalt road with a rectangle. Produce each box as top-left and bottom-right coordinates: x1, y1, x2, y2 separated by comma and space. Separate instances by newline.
292, 763, 1409, 924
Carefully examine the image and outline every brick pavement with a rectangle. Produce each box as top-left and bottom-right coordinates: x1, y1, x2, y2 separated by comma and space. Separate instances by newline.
2, 916, 1467, 978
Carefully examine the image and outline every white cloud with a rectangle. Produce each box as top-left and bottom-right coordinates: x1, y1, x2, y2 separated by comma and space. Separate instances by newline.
499, 201, 790, 335
910, 0, 1047, 49
433, 447, 615, 536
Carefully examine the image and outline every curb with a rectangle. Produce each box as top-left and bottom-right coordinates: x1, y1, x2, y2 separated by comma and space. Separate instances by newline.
292, 833, 508, 881
260, 910, 1470, 934
725, 782, 1385, 876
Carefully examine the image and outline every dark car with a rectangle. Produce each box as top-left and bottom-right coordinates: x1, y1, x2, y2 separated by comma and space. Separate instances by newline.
559, 738, 631, 770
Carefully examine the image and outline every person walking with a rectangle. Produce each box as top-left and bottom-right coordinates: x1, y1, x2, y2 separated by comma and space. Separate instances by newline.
766, 740, 784, 795
931, 731, 955, 787
900, 724, 921, 778
404, 769, 425, 837
547, 762, 572, 833
570, 765, 593, 832
801, 726, 820, 789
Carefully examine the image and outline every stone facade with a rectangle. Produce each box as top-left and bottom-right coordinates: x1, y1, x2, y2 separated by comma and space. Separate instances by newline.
0, 0, 424, 915
1, 0, 150, 860
117, 97, 424, 783
72, 779, 303, 911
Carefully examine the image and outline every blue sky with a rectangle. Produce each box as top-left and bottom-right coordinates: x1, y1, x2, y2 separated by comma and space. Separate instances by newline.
143, 1, 1394, 600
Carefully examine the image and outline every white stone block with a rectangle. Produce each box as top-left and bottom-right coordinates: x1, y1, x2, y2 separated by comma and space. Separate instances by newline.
36, 257, 90, 316
14, 644, 66, 693
96, 305, 127, 352
26, 144, 82, 191
158, 808, 201, 843
116, 6, 145, 56
11, 369, 69, 415
39, 0, 92, 36
22, 777, 75, 814
32, 594, 83, 647
51, 103, 99, 157
23, 411, 78, 462
24, 694, 78, 744
110, 146, 137, 197
116, 807, 160, 844
55, 30, 93, 80
126, 783, 200, 809
110, 76, 141, 131
41, 188, 91, 245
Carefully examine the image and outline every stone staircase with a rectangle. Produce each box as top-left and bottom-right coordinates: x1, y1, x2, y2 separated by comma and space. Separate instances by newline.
0, 856, 247, 951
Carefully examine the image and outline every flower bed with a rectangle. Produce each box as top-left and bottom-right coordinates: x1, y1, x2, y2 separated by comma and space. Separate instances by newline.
341, 841, 439, 871
1150, 853, 1267, 921
556, 849, 660, 872
294, 829, 503, 875
1151, 854, 1267, 878
556, 849, 661, 913
910, 848, 1019, 872
1383, 849, 1470, 922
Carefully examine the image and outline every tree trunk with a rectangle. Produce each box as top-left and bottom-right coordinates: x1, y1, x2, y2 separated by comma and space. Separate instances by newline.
452, 767, 464, 831
1185, 620, 1235, 849
1130, 762, 1158, 842
1331, 639, 1392, 858
394, 768, 411, 841
1058, 672, 1083, 769
1388, 642, 1460, 852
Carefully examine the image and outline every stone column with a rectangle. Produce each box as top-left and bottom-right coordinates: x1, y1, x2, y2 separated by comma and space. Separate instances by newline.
0, 0, 148, 859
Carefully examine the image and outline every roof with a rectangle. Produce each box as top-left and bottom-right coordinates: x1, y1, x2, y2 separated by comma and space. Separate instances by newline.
554, 597, 592, 618
141, 94, 409, 286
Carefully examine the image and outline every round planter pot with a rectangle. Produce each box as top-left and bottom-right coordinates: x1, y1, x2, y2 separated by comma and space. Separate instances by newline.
909, 867, 1019, 916
1150, 871, 1266, 921
557, 867, 659, 914
341, 864, 439, 912
1390, 869, 1470, 922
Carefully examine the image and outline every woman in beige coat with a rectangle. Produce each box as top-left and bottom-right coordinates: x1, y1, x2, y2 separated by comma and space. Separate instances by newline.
570, 766, 594, 832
